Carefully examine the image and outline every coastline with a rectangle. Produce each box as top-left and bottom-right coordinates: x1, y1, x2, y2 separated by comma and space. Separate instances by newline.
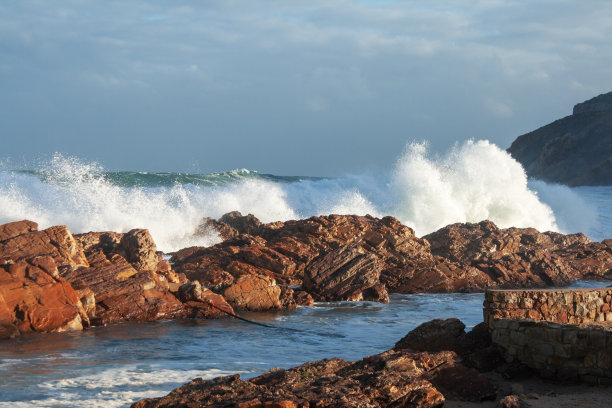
1, 213, 610, 406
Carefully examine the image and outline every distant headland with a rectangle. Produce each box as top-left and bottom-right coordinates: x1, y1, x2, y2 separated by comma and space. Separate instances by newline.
508, 91, 612, 186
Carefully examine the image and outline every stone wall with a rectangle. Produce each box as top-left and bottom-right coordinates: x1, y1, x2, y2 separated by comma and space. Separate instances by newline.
484, 288, 612, 326
484, 288, 612, 383
489, 318, 612, 383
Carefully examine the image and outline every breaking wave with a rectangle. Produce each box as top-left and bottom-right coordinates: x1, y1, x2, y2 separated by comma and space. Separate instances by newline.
0, 141, 604, 252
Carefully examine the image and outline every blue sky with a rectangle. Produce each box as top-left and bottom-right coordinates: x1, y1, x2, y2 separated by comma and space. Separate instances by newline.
1, 0, 611, 175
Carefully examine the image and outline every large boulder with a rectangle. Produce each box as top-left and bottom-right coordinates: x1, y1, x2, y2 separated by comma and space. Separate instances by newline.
0, 221, 91, 338
303, 244, 389, 302
223, 275, 283, 311
0, 223, 89, 269
0, 219, 233, 335
0, 255, 89, 339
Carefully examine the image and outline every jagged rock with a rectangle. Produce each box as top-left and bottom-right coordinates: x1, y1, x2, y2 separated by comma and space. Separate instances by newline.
61, 250, 185, 325
0, 224, 88, 268
498, 394, 531, 408
0, 255, 89, 339
132, 321, 501, 407
219, 211, 262, 235
508, 91, 612, 186
173, 215, 432, 305
395, 319, 505, 373
120, 229, 163, 271
422, 220, 607, 290
174, 215, 610, 309
195, 217, 239, 241
303, 244, 389, 302
178, 280, 204, 303
0, 220, 38, 242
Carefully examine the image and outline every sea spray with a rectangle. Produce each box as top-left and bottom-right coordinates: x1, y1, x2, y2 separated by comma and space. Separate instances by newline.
387, 140, 559, 235
0, 142, 604, 252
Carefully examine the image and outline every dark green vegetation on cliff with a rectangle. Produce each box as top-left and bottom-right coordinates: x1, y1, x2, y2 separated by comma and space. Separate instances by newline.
508, 92, 612, 186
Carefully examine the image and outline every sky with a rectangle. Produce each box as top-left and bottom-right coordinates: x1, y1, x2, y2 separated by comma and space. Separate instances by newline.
1, 0, 611, 176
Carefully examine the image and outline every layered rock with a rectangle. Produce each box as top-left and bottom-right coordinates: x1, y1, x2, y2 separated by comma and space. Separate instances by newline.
172, 213, 433, 306
508, 91, 612, 186
0, 221, 90, 338
132, 321, 498, 408
174, 214, 610, 307
0, 220, 233, 339
303, 244, 389, 302
422, 221, 611, 291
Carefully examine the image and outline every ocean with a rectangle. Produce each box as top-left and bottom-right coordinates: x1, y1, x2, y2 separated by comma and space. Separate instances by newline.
0, 139, 610, 406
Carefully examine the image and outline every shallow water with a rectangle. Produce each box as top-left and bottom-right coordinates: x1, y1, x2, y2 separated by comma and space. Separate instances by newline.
0, 293, 485, 407
2, 281, 610, 408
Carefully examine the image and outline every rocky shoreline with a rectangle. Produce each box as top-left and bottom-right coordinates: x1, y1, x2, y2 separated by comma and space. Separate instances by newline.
1, 212, 611, 339
1, 213, 611, 406
132, 318, 502, 408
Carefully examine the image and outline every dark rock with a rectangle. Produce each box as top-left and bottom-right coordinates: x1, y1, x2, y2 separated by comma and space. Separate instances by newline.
195, 217, 239, 241
219, 211, 263, 235
430, 364, 497, 401
394, 318, 466, 352
132, 348, 490, 408
395, 319, 505, 373
508, 91, 612, 186
178, 280, 203, 303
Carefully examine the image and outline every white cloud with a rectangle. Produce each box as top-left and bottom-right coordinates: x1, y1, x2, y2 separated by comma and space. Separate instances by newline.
0, 1, 611, 174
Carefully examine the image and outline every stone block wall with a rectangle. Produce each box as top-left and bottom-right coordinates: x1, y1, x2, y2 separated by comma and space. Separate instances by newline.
484, 288, 612, 383
484, 288, 612, 326
489, 318, 612, 383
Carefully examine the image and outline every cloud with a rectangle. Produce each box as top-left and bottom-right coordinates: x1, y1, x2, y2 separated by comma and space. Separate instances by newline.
0, 1, 611, 175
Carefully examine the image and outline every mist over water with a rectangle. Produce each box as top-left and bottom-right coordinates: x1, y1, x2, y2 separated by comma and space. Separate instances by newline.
0, 140, 606, 252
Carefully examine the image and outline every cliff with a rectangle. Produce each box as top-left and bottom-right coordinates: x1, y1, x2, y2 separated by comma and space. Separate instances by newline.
508, 92, 612, 186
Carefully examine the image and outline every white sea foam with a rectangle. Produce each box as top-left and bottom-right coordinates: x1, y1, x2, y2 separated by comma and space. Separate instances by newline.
0, 366, 246, 408
0, 142, 606, 252
386, 140, 559, 235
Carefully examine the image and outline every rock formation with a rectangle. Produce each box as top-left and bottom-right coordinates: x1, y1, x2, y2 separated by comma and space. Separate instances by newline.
0, 221, 90, 338
132, 320, 499, 408
0, 220, 233, 339
174, 214, 611, 306
508, 91, 612, 186
1, 213, 610, 339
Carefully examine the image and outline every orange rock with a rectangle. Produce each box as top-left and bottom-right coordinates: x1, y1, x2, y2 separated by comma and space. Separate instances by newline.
0, 256, 89, 339
223, 275, 282, 311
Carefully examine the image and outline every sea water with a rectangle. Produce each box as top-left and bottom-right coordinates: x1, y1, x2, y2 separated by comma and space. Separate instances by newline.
0, 140, 610, 406
0, 140, 609, 252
